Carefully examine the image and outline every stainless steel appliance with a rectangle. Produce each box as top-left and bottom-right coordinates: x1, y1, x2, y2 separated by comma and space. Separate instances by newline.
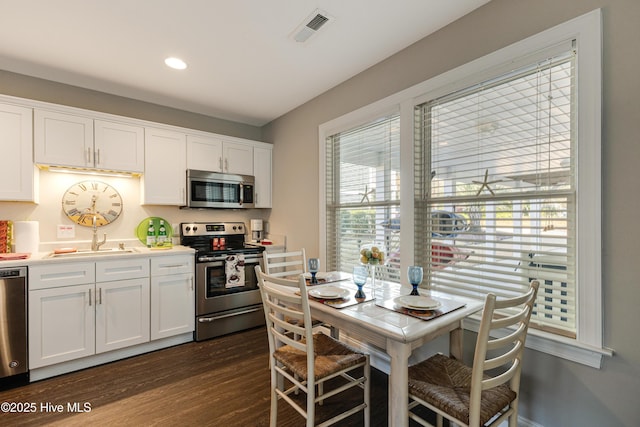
0, 266, 28, 383
185, 170, 255, 209
180, 222, 265, 341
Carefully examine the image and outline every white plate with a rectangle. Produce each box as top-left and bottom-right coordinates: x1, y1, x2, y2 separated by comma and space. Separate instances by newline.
309, 286, 350, 300
303, 272, 329, 280
394, 296, 441, 310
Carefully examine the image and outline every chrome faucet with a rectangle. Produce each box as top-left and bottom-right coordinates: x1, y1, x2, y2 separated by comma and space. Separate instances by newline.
91, 215, 107, 251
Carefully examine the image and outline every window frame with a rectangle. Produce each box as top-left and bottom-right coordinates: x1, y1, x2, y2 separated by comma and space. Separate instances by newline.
320, 9, 609, 367
416, 49, 578, 337
324, 112, 402, 280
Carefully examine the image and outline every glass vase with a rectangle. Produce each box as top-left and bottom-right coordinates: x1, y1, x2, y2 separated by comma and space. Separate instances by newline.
370, 264, 376, 299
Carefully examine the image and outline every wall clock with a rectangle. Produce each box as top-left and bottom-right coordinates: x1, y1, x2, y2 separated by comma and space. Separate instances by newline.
62, 180, 123, 227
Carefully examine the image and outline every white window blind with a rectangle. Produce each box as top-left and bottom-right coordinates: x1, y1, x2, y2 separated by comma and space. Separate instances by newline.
326, 113, 401, 281
415, 48, 576, 337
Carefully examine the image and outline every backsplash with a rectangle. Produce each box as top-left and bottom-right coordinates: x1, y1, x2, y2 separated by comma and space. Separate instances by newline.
1, 170, 270, 252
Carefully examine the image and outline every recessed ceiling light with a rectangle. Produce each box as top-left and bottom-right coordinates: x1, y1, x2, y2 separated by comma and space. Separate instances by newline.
164, 57, 187, 70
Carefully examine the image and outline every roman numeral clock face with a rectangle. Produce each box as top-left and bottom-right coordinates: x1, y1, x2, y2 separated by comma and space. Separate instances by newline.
62, 180, 123, 227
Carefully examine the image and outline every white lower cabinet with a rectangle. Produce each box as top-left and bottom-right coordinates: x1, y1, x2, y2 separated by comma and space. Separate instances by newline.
150, 255, 194, 340
95, 277, 150, 353
28, 254, 195, 374
29, 283, 95, 368
29, 258, 151, 369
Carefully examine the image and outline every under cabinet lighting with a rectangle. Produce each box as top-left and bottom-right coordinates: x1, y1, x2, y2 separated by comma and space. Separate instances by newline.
42, 165, 138, 178
164, 57, 187, 70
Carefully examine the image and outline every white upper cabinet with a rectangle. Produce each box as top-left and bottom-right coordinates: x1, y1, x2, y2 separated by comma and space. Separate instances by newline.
253, 146, 272, 208
34, 109, 144, 173
0, 103, 37, 202
187, 134, 253, 175
34, 109, 93, 168
142, 127, 186, 205
94, 120, 144, 172
186, 134, 223, 172
223, 141, 253, 175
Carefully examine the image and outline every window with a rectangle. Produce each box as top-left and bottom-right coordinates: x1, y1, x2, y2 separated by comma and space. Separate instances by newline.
325, 113, 401, 281
320, 10, 605, 366
415, 48, 576, 337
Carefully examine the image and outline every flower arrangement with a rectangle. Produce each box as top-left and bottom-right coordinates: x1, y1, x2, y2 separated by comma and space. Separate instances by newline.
360, 244, 385, 265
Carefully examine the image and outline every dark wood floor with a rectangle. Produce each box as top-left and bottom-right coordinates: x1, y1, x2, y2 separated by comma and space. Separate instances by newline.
0, 327, 392, 426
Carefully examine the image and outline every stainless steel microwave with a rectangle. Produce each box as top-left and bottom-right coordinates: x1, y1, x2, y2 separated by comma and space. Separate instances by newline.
185, 170, 255, 209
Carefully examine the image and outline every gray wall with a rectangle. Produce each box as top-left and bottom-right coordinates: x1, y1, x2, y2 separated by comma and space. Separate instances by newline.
0, 69, 263, 141
262, 0, 640, 426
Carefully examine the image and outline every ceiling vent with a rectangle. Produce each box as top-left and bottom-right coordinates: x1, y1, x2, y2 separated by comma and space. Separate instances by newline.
292, 9, 332, 43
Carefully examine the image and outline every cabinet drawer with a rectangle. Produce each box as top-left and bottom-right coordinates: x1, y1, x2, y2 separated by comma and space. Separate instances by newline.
151, 255, 194, 276
30, 263, 95, 290
96, 258, 150, 282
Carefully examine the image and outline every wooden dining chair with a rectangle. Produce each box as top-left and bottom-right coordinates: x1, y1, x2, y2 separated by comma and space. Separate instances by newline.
408, 280, 539, 427
263, 249, 307, 278
256, 266, 370, 427
263, 248, 331, 337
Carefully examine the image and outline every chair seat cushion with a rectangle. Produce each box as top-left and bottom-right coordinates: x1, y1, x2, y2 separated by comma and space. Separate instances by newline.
408, 353, 517, 425
274, 333, 366, 381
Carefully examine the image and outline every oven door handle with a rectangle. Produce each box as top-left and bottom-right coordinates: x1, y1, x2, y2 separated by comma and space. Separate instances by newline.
198, 307, 262, 322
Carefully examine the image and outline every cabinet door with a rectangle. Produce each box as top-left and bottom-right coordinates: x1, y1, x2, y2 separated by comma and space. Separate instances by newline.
95, 278, 150, 353
142, 127, 186, 205
94, 120, 144, 173
150, 273, 194, 340
187, 135, 223, 172
0, 103, 36, 201
253, 146, 272, 208
223, 142, 253, 175
34, 109, 93, 168
29, 284, 95, 369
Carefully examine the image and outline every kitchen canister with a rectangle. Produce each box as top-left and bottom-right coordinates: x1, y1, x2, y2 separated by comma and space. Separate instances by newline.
13, 220, 40, 254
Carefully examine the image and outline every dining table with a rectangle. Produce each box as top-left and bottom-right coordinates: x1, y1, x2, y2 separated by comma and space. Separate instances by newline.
288, 274, 484, 427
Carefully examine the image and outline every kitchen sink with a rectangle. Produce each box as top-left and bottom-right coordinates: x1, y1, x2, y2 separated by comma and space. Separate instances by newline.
46, 248, 140, 258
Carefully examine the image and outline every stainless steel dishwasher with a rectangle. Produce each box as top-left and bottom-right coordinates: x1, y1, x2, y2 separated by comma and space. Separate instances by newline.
0, 266, 28, 381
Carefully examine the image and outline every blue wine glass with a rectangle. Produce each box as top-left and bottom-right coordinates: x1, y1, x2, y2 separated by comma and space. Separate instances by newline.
407, 266, 423, 296
308, 258, 320, 284
353, 265, 368, 299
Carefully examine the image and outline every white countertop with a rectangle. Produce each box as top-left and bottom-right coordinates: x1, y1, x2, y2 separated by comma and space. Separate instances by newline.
0, 245, 195, 268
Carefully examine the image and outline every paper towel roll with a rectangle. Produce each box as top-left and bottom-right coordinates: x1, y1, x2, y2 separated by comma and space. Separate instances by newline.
13, 221, 40, 254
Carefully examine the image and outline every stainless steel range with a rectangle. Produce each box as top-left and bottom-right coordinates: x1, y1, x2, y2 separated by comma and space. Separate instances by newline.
180, 222, 265, 341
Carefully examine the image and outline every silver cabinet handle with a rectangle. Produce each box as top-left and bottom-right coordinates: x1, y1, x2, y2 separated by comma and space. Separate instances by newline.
95, 148, 101, 165
98, 287, 102, 305
219, 157, 223, 171
86, 147, 92, 164
88, 288, 92, 306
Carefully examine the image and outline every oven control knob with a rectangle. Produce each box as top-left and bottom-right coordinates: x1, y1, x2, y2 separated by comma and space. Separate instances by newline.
185, 226, 191, 232
193, 226, 198, 231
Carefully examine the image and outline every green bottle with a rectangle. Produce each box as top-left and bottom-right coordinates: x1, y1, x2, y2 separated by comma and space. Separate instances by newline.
157, 220, 168, 246
146, 220, 156, 248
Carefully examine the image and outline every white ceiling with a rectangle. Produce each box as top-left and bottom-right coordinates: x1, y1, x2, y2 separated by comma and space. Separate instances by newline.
0, 0, 489, 126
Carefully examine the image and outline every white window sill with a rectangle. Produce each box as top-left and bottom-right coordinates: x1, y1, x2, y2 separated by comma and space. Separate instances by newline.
464, 316, 613, 369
